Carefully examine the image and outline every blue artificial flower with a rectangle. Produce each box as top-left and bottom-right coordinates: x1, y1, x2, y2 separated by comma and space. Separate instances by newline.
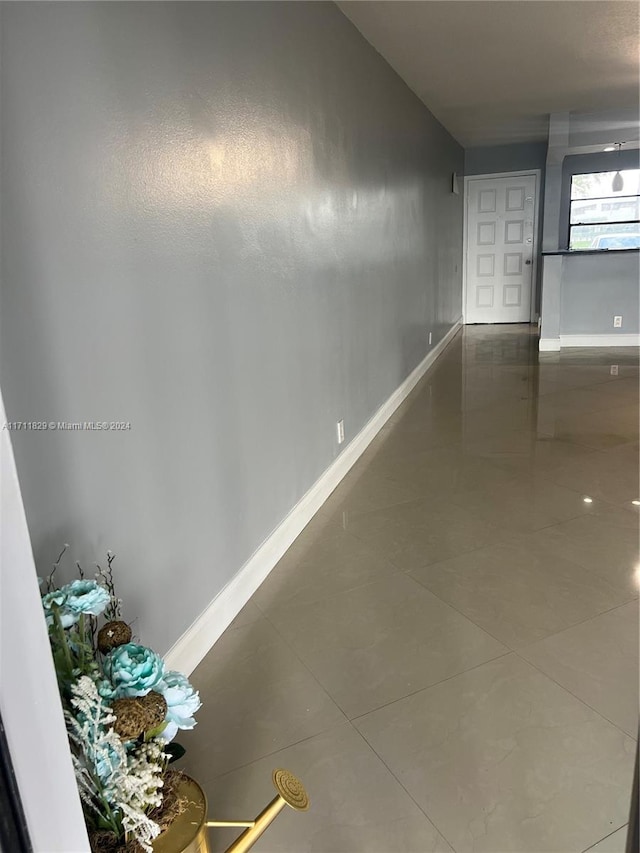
96, 678, 115, 702
42, 589, 76, 628
64, 580, 111, 618
156, 671, 201, 742
42, 589, 66, 609
94, 740, 122, 783
103, 643, 165, 698
42, 580, 111, 629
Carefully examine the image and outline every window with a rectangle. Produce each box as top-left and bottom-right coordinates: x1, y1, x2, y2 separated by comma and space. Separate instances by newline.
569, 169, 640, 250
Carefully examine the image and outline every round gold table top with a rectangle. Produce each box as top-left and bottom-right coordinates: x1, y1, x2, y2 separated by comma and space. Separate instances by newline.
152, 775, 209, 853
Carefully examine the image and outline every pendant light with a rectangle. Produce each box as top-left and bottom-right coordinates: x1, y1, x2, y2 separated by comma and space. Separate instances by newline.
612, 143, 624, 192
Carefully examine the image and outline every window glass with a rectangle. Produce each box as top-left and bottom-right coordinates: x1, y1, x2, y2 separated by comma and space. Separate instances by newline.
569, 169, 640, 250
571, 170, 640, 199
570, 196, 640, 224
570, 224, 640, 250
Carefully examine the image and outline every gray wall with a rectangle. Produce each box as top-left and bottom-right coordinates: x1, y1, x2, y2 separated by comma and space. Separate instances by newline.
1, 2, 463, 653
464, 141, 547, 177
560, 252, 640, 335
542, 250, 640, 343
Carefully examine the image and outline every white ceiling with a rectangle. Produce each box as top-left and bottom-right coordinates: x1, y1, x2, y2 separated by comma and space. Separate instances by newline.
337, 1, 640, 148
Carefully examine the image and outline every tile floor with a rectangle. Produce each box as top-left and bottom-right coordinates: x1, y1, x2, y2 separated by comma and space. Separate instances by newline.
183, 325, 639, 853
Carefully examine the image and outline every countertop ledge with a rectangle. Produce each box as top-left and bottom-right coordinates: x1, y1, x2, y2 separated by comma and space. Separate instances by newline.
543, 248, 640, 256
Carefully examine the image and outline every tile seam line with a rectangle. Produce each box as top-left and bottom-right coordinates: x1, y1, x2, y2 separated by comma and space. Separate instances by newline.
340, 509, 510, 565
349, 724, 460, 853
409, 563, 638, 657
196, 719, 353, 785
443, 483, 626, 527
528, 472, 640, 511
404, 569, 525, 649
252, 561, 404, 613
538, 374, 640, 396
535, 391, 638, 415
513, 647, 638, 741
403, 531, 628, 599
257, 607, 357, 720
261, 529, 576, 624
348, 651, 514, 725
264, 599, 512, 722
201, 612, 351, 770
407, 564, 528, 631
411, 510, 640, 572
515, 598, 640, 650
581, 823, 629, 853
534, 434, 640, 454
324, 492, 430, 523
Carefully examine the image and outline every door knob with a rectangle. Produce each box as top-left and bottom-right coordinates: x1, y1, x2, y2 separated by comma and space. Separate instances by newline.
525, 260, 532, 265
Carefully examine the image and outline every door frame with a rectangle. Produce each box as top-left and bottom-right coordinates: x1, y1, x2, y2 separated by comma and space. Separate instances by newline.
462, 169, 542, 324
0, 389, 90, 851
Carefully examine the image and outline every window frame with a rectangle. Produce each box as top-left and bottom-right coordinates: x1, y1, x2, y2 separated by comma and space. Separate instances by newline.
567, 169, 640, 251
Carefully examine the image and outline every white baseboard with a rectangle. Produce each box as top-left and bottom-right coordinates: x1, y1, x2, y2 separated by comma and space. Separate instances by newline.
164, 319, 463, 675
539, 338, 561, 352
560, 333, 640, 348
539, 333, 639, 351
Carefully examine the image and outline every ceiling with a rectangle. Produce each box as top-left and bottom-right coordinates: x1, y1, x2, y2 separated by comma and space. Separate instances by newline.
337, 1, 640, 148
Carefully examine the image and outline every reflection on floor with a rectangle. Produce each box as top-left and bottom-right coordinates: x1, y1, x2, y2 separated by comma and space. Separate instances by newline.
183, 325, 639, 853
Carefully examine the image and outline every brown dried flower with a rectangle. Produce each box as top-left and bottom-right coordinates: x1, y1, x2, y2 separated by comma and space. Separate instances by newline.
111, 691, 167, 741
111, 697, 148, 740
97, 620, 132, 653
140, 691, 168, 730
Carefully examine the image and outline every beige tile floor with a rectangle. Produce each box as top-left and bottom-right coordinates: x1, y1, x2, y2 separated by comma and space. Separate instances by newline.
183, 325, 639, 853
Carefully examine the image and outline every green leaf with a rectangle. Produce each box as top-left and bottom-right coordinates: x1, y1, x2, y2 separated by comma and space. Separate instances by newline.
145, 721, 168, 740
165, 742, 186, 764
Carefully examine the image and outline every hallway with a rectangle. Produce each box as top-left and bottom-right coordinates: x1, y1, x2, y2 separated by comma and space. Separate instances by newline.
184, 325, 638, 853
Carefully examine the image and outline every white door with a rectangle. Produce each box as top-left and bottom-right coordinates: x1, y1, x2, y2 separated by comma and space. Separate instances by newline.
465, 173, 538, 323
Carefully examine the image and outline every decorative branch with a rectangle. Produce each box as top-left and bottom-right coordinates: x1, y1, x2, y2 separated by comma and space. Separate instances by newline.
95, 551, 122, 620
46, 543, 69, 593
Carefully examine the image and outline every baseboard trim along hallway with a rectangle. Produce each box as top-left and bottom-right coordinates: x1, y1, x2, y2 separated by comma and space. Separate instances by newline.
540, 334, 640, 351
164, 318, 463, 675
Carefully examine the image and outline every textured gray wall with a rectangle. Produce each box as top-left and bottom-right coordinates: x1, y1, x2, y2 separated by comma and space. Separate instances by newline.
464, 142, 548, 177
560, 252, 640, 335
1, 2, 463, 653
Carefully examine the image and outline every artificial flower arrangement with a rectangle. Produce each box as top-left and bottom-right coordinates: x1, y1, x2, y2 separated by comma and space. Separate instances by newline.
41, 548, 201, 853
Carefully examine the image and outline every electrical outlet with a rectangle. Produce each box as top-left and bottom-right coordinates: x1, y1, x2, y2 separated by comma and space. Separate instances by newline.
613, 315, 623, 328
336, 419, 345, 444
428, 331, 433, 345
610, 364, 619, 376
